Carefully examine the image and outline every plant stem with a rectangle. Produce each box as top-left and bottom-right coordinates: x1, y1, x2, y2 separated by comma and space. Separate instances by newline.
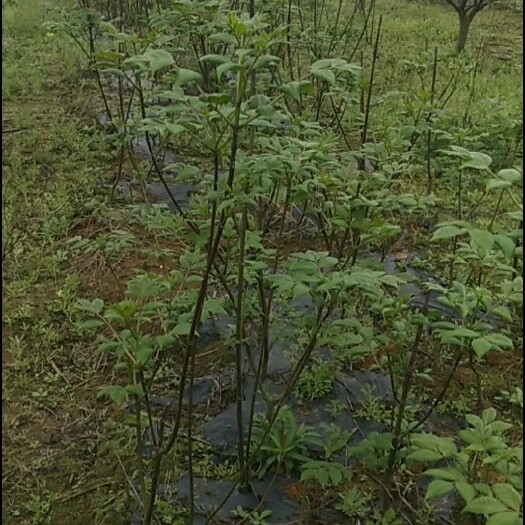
360, 16, 382, 169
426, 47, 438, 195
488, 189, 504, 232
144, 60, 247, 525
469, 351, 483, 408
384, 298, 427, 490
405, 348, 462, 435
235, 206, 248, 489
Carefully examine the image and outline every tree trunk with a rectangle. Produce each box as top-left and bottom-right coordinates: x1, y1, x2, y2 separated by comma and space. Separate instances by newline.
456, 13, 470, 52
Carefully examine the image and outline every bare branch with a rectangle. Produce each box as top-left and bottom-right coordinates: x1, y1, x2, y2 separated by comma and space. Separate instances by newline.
444, 0, 461, 12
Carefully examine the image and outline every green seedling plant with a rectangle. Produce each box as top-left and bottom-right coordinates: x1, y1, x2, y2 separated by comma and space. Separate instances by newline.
427, 163, 522, 411
293, 358, 334, 401
428, 281, 516, 407
336, 486, 371, 521
432, 155, 522, 274
153, 498, 186, 525
250, 407, 321, 478
355, 384, 392, 424
232, 507, 272, 525
77, 256, 225, 514
407, 408, 523, 525
321, 423, 354, 460
348, 431, 396, 471
329, 400, 346, 418
300, 460, 353, 489
42, 9, 115, 122
495, 387, 523, 412
365, 508, 403, 525
298, 424, 354, 489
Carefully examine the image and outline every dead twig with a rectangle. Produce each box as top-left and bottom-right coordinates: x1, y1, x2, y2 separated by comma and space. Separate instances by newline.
56, 480, 113, 504
2, 128, 27, 135
116, 452, 142, 506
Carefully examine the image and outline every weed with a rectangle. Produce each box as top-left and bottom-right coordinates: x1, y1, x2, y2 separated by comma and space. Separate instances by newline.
21, 494, 52, 525
355, 384, 392, 423
328, 399, 346, 419
232, 507, 272, 525
251, 407, 321, 477
153, 498, 186, 525
407, 408, 523, 524
336, 486, 371, 520
294, 359, 334, 401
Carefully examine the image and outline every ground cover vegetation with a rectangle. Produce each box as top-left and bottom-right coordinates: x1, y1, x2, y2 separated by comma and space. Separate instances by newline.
2, 0, 523, 524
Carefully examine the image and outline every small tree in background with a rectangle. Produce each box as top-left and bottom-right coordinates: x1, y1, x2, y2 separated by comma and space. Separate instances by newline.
444, 0, 493, 52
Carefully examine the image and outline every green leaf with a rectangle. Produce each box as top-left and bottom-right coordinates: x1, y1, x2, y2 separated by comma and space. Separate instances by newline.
330, 467, 343, 486
481, 407, 497, 425
267, 273, 295, 293
311, 68, 336, 84
147, 49, 174, 72
465, 414, 483, 429
472, 337, 494, 359
79, 319, 104, 330
487, 179, 512, 191
136, 346, 155, 365
456, 481, 476, 504
77, 298, 104, 314
311, 58, 338, 69
459, 429, 481, 445
97, 385, 127, 403
494, 235, 515, 260
460, 152, 492, 171
436, 439, 458, 457
380, 274, 401, 288
497, 169, 522, 185
491, 305, 513, 322
506, 211, 523, 222
447, 327, 480, 339
463, 497, 509, 515
100, 67, 126, 78
203, 92, 231, 106
425, 480, 455, 500
174, 323, 192, 336
442, 145, 470, 157
492, 484, 522, 511
99, 21, 118, 35
292, 283, 311, 299
424, 468, 466, 482
246, 118, 275, 129
485, 333, 513, 350
432, 225, 468, 241
165, 123, 186, 136
201, 298, 227, 322
216, 61, 242, 80
301, 463, 332, 488
252, 54, 280, 70
279, 80, 314, 102
407, 449, 443, 463
155, 334, 175, 349
473, 483, 493, 496
207, 33, 237, 45
126, 383, 145, 398
98, 341, 119, 354
199, 54, 229, 65
489, 421, 512, 434
470, 229, 494, 256
486, 512, 521, 525
127, 275, 166, 298
175, 68, 201, 86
